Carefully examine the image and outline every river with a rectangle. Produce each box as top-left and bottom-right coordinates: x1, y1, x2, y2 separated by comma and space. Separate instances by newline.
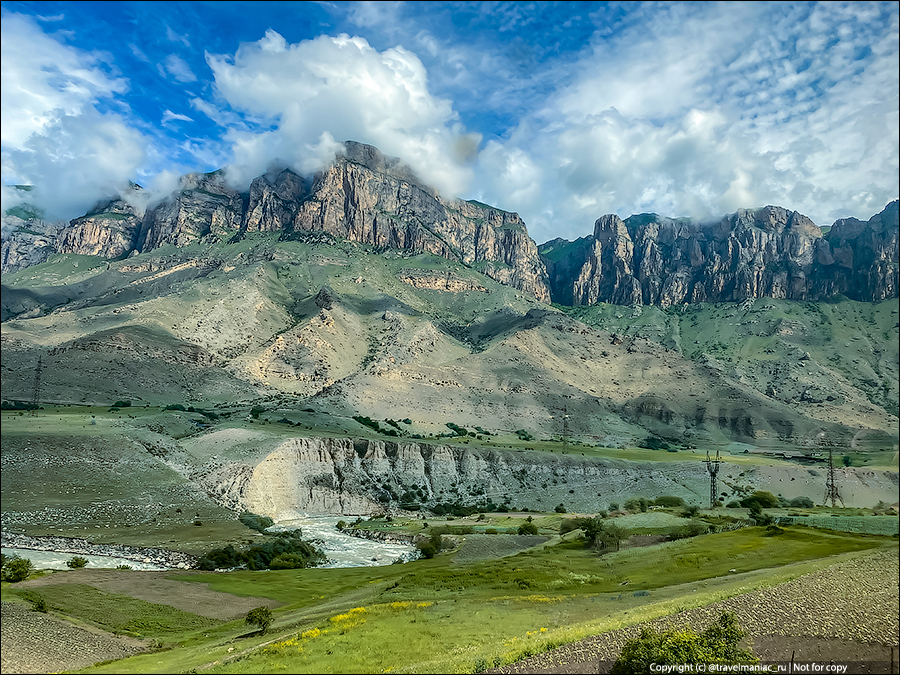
269, 515, 418, 568
2, 516, 417, 571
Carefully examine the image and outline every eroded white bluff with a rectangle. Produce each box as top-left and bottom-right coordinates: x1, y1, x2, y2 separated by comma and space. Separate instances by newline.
192, 437, 899, 517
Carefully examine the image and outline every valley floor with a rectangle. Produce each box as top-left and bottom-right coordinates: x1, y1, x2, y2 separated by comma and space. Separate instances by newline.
1, 547, 896, 674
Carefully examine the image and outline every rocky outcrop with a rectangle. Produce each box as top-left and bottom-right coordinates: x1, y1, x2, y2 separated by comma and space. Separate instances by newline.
284, 142, 550, 301
137, 171, 244, 251
56, 199, 142, 259
541, 201, 899, 306
193, 436, 898, 516
398, 269, 488, 293
1, 211, 62, 273
7, 142, 550, 300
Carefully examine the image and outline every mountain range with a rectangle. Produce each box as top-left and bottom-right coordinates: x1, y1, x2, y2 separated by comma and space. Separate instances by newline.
1, 142, 898, 505
3, 141, 897, 308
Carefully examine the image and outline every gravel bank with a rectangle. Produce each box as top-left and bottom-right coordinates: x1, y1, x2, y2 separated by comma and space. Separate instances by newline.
1, 531, 198, 569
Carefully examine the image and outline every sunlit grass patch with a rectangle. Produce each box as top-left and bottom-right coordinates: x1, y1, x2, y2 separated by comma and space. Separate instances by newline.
13, 583, 219, 638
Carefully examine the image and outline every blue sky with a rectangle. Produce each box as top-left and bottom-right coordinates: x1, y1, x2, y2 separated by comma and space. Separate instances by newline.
1, 1, 898, 243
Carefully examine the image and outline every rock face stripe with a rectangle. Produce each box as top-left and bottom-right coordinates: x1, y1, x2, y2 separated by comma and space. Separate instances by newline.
199, 437, 899, 517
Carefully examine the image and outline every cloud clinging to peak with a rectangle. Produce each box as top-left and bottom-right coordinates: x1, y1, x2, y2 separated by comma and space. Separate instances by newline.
206, 31, 479, 196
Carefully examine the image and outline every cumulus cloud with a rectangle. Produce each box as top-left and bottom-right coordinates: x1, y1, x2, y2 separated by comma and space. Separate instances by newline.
1, 12, 152, 222
1, 12, 128, 149
3, 109, 148, 221
205, 31, 479, 195
471, 2, 899, 241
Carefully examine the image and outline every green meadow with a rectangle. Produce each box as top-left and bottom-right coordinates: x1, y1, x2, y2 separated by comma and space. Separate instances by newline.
27, 524, 888, 674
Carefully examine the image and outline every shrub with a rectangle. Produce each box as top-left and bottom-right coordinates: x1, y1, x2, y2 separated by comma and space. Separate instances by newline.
21, 591, 48, 613
740, 491, 779, 510
2, 556, 34, 582
66, 556, 89, 569
611, 611, 757, 673
609, 503, 619, 512
115, 564, 132, 570
667, 519, 710, 540
245, 606, 273, 634
164, 403, 186, 411
240, 512, 276, 534
517, 522, 539, 535
198, 535, 325, 571
336, 520, 347, 531
638, 436, 670, 451
554, 503, 566, 513
681, 505, 700, 518
789, 496, 815, 508
654, 496, 686, 508
515, 429, 534, 441
112, 400, 131, 408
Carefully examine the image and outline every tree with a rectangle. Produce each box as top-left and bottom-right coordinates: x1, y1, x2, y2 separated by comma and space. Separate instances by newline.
581, 517, 625, 551
245, 606, 274, 634
554, 503, 566, 513
517, 521, 538, 535
2, 556, 34, 582
611, 612, 758, 674
739, 491, 779, 510
66, 556, 89, 569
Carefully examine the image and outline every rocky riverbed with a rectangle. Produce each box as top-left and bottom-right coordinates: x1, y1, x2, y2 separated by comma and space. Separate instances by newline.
1, 531, 198, 569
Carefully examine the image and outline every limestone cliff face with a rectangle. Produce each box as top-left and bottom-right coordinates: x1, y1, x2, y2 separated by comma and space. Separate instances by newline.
193, 436, 898, 516
55, 199, 142, 259
137, 171, 244, 251
28, 142, 550, 301
1, 213, 61, 273
541, 201, 899, 306
285, 142, 550, 301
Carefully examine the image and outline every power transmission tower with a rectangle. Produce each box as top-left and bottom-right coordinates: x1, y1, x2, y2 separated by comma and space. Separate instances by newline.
561, 404, 569, 451
705, 449, 721, 509
29, 354, 43, 416
823, 447, 844, 508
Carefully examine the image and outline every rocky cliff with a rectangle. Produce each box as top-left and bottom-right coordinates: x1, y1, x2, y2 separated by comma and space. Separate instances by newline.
2, 142, 550, 301
188, 435, 899, 516
541, 201, 899, 306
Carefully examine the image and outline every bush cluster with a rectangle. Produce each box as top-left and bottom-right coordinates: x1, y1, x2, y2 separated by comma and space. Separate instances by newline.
197, 533, 325, 571
612, 611, 757, 673
239, 512, 276, 534
1, 554, 34, 582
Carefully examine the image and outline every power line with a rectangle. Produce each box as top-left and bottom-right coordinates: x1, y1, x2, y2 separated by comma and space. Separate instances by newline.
705, 448, 721, 509
29, 354, 43, 416
823, 447, 844, 508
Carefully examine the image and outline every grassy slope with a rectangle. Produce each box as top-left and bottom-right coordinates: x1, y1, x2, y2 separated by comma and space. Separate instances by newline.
60, 526, 893, 674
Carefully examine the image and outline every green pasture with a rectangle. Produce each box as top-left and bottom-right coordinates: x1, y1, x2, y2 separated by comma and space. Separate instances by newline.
9, 584, 219, 638
70, 525, 893, 674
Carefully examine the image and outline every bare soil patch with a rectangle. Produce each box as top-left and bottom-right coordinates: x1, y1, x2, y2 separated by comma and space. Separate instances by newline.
453, 534, 551, 563
1, 600, 148, 675
16, 569, 279, 620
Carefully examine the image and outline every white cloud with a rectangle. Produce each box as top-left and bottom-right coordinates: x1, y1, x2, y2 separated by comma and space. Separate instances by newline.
470, 2, 899, 241
161, 109, 194, 125
160, 53, 197, 83
205, 31, 478, 195
165, 25, 190, 48
1, 12, 128, 149
3, 109, 148, 221
1, 12, 152, 221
